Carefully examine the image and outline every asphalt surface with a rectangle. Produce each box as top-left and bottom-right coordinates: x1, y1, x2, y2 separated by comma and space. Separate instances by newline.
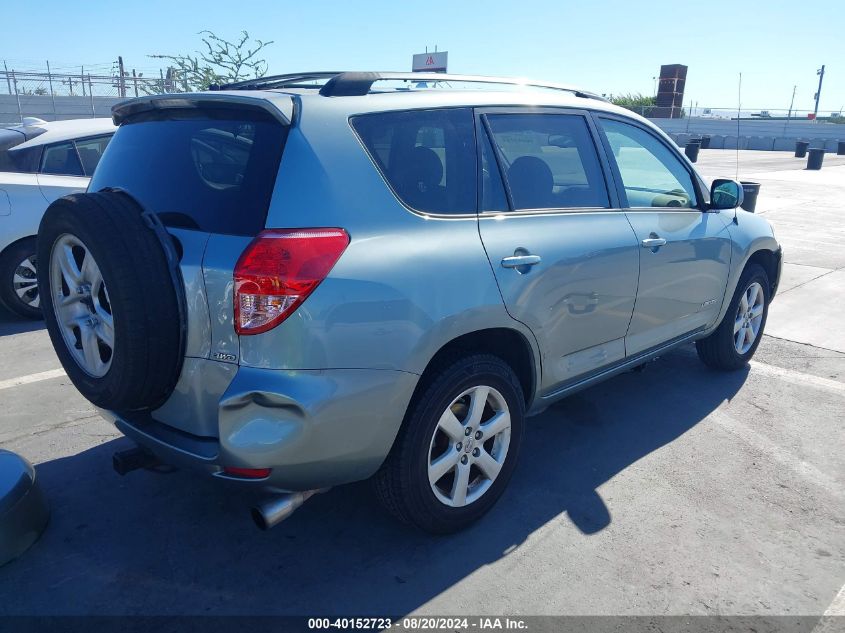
0, 150, 843, 618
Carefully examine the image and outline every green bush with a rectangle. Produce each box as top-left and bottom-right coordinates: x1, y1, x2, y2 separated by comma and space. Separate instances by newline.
610, 93, 657, 109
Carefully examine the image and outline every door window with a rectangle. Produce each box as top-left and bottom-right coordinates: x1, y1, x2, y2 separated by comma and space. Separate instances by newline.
479, 127, 508, 212
40, 142, 83, 176
484, 113, 609, 210
599, 118, 698, 208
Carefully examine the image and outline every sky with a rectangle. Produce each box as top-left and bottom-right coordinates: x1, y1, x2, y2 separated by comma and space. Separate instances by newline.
2, 0, 843, 113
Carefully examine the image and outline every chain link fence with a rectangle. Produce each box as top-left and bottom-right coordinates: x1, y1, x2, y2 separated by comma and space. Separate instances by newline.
0, 65, 191, 126
1, 69, 186, 99
619, 104, 843, 122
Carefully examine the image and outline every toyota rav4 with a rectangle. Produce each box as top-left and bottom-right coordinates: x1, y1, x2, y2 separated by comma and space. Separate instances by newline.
37, 72, 782, 533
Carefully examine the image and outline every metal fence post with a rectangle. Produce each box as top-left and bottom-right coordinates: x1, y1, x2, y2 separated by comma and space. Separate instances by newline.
46, 60, 57, 117
11, 69, 22, 124
89, 74, 95, 117
3, 61, 11, 94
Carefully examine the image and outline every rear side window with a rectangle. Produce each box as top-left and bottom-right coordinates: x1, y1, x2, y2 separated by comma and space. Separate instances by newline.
485, 113, 609, 210
75, 135, 112, 176
41, 142, 84, 176
351, 108, 476, 214
89, 108, 287, 236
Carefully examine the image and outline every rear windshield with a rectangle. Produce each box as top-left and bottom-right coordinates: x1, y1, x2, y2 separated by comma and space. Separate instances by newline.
89, 108, 287, 236
0, 129, 26, 172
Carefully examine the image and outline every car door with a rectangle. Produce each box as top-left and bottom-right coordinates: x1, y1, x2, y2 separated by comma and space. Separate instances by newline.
594, 115, 732, 356
476, 108, 640, 394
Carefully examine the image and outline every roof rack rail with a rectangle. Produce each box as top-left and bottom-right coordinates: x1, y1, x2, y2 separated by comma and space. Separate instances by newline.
210, 71, 606, 101
317, 72, 607, 100
210, 72, 343, 91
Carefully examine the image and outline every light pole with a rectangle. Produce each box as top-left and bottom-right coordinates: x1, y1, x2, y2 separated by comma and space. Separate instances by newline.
813, 65, 825, 119
784, 85, 797, 135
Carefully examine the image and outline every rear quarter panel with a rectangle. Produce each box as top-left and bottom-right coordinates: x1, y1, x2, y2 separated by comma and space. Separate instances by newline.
241, 100, 536, 376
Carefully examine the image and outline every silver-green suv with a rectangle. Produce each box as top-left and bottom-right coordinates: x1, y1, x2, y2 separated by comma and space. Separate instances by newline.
37, 72, 781, 533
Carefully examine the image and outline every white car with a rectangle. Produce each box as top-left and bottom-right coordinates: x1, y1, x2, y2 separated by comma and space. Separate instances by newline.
0, 117, 115, 318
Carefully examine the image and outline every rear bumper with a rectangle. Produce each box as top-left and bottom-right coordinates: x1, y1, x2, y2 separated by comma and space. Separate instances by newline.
104, 366, 418, 491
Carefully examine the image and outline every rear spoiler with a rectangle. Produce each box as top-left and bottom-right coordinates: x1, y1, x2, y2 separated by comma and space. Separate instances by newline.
111, 93, 293, 126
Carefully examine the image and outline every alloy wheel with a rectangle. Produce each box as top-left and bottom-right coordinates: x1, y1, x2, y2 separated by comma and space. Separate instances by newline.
734, 281, 765, 354
427, 385, 511, 507
49, 234, 115, 377
13, 254, 39, 309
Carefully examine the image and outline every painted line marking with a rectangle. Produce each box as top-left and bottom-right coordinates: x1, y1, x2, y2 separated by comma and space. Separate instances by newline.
749, 361, 845, 396
811, 583, 845, 632
825, 584, 845, 616
0, 368, 67, 392
709, 409, 842, 498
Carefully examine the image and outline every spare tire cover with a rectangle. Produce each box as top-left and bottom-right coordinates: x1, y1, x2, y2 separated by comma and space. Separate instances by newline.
37, 191, 184, 411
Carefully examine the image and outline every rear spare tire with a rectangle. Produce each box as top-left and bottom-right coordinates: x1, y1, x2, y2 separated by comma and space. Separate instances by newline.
37, 192, 184, 410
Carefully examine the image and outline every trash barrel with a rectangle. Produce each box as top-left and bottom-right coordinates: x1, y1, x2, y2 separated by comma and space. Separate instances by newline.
0, 450, 49, 567
684, 140, 701, 163
700, 135, 711, 149
838, 141, 845, 156
795, 140, 809, 158
807, 148, 825, 170
740, 182, 761, 213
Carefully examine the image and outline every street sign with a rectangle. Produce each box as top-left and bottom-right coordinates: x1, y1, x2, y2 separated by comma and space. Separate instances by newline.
412, 51, 448, 73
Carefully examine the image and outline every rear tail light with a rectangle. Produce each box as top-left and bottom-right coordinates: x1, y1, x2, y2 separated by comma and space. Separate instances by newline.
234, 228, 349, 335
223, 466, 272, 479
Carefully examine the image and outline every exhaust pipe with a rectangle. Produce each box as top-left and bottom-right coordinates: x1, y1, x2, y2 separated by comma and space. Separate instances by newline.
113, 446, 160, 476
251, 489, 326, 530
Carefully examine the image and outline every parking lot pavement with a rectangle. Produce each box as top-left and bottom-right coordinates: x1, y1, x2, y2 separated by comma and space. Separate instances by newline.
696, 151, 845, 354
0, 150, 842, 618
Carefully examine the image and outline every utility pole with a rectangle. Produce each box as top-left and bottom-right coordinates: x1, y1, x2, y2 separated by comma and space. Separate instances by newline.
813, 65, 825, 119
787, 85, 796, 119
3, 60, 11, 93
46, 60, 56, 116
784, 85, 797, 135
117, 56, 126, 98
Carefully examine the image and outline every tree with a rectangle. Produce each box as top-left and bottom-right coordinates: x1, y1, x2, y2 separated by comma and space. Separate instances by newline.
611, 93, 657, 116
149, 30, 274, 91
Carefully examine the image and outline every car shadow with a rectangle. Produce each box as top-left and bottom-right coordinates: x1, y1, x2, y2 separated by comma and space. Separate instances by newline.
0, 345, 748, 616
0, 305, 44, 336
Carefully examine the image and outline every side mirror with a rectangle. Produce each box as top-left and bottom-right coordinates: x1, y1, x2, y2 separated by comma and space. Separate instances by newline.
710, 179, 744, 210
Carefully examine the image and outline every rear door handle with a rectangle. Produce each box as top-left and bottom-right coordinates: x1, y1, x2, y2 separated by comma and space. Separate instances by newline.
501, 255, 542, 268
641, 237, 667, 248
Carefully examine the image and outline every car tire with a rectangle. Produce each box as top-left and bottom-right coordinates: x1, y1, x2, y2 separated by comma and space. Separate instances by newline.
373, 354, 525, 534
37, 192, 184, 411
0, 238, 41, 320
696, 263, 770, 371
